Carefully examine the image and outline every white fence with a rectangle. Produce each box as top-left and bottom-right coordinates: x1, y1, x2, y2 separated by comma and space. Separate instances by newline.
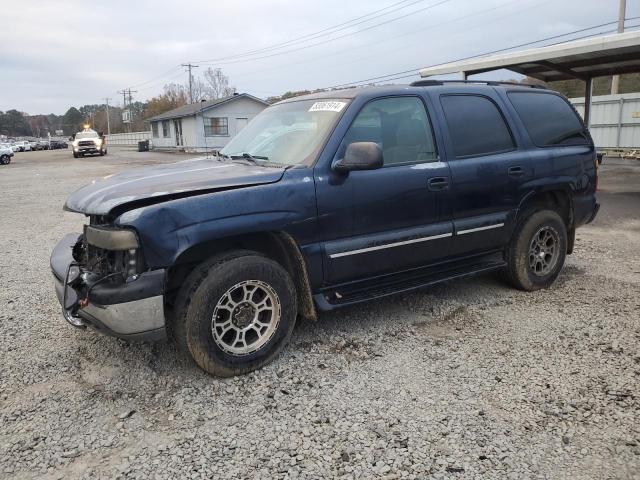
105, 131, 151, 146
570, 93, 640, 149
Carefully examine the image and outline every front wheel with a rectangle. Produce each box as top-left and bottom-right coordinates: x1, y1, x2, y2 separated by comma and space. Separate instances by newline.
173, 251, 297, 377
0, 155, 9, 165
505, 209, 567, 291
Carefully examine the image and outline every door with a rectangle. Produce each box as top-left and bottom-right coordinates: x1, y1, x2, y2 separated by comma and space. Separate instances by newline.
236, 117, 249, 133
315, 96, 453, 285
173, 119, 183, 147
438, 93, 532, 256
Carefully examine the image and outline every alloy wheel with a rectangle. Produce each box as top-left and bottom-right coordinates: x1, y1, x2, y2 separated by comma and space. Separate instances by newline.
211, 280, 281, 355
528, 226, 560, 276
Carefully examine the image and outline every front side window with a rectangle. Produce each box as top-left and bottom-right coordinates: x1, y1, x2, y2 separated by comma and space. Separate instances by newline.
204, 117, 229, 136
221, 99, 348, 166
151, 122, 159, 138
339, 96, 437, 165
441, 95, 515, 158
508, 92, 588, 147
162, 120, 170, 138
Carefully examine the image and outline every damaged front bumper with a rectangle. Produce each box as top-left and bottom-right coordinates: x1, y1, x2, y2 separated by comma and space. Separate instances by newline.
50, 233, 166, 341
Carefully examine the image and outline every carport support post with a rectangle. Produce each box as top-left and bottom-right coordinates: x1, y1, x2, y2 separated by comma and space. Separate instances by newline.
584, 77, 593, 127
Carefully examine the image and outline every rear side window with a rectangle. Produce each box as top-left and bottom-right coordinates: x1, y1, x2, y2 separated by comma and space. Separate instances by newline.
441, 95, 515, 158
508, 92, 588, 147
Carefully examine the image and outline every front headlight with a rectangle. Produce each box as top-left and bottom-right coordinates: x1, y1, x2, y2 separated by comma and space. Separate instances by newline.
84, 226, 139, 250
95, 139, 103, 147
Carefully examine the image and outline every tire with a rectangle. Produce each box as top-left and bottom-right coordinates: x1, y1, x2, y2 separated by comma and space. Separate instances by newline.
0, 155, 9, 165
99, 150, 104, 156
73, 152, 78, 158
505, 209, 567, 291
172, 250, 297, 377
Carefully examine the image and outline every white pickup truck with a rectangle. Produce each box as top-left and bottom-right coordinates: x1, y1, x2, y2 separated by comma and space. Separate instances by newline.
71, 128, 107, 158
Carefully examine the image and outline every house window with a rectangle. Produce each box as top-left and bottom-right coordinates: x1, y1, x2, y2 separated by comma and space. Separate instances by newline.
204, 117, 229, 136
162, 120, 170, 138
152, 122, 159, 138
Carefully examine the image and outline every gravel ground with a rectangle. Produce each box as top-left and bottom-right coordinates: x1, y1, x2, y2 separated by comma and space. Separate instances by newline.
1, 149, 639, 479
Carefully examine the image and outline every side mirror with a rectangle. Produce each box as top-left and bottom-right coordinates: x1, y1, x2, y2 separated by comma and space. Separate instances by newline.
333, 142, 383, 173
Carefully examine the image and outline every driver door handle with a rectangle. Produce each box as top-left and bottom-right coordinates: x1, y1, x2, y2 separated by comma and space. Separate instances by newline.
427, 177, 449, 191
508, 166, 524, 177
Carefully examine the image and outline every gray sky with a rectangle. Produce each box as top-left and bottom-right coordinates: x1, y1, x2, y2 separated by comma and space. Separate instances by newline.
1, 0, 637, 114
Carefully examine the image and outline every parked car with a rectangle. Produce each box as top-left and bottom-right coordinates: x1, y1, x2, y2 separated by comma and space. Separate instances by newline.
38, 140, 50, 150
71, 128, 107, 157
50, 140, 68, 149
8, 143, 20, 153
29, 140, 40, 151
13, 141, 31, 152
0, 144, 14, 164
51, 81, 599, 377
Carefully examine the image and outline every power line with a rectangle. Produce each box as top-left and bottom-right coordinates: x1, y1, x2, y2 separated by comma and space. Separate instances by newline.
229, 0, 534, 83
322, 18, 640, 90
124, 65, 182, 90
191, 0, 429, 64
117, 0, 430, 94
195, 0, 455, 66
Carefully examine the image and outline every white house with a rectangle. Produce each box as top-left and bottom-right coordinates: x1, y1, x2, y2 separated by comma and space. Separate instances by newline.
147, 93, 269, 152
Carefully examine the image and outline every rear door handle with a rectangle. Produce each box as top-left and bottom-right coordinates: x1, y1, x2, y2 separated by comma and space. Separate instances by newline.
508, 166, 524, 177
427, 177, 449, 191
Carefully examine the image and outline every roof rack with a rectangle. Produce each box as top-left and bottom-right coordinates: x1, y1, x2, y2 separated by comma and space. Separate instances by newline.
409, 79, 547, 89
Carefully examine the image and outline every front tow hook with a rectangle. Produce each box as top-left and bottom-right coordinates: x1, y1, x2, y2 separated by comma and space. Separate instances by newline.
62, 263, 86, 328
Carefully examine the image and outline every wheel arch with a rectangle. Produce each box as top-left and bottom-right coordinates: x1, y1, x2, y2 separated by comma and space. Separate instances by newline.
165, 230, 317, 322
516, 187, 575, 253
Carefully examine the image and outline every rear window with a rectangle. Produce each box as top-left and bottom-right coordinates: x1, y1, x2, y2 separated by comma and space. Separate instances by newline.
440, 94, 515, 158
508, 92, 588, 147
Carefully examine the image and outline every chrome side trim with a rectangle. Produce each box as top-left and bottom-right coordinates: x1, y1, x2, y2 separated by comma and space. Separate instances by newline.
329, 232, 453, 259
456, 223, 505, 235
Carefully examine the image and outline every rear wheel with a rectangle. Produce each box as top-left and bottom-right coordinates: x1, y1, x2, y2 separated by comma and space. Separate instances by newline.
0, 155, 9, 165
172, 251, 297, 377
505, 209, 567, 291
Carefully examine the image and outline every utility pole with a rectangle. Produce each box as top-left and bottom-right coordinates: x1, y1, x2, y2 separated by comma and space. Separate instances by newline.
182, 63, 199, 103
611, 0, 626, 94
117, 89, 137, 133
103, 97, 111, 135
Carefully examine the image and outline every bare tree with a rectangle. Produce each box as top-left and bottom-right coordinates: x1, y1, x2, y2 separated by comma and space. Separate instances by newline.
202, 68, 236, 99
190, 76, 209, 103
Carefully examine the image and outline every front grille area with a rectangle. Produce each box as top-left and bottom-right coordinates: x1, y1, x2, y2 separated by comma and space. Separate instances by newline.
74, 217, 144, 280
78, 140, 96, 147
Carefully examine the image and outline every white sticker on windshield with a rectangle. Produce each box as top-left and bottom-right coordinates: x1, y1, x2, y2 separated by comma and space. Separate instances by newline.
309, 101, 346, 112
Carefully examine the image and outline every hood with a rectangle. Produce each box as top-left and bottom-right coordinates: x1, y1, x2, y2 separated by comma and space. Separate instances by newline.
64, 157, 287, 215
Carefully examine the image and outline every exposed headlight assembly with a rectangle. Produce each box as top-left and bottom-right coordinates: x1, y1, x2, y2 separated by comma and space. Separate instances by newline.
84, 226, 139, 250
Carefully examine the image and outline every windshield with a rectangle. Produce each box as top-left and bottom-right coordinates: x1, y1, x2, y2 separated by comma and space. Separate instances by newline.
220, 99, 349, 166
76, 131, 99, 139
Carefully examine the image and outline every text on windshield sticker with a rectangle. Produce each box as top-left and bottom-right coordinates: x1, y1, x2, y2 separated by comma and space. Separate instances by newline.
309, 101, 346, 112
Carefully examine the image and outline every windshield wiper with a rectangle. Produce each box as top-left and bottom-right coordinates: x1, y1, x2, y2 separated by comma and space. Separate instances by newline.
229, 153, 270, 163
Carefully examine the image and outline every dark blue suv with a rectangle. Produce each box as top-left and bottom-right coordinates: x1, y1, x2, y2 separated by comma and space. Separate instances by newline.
51, 81, 599, 376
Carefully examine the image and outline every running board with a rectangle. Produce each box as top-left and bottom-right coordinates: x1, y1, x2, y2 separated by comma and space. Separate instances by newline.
314, 259, 506, 311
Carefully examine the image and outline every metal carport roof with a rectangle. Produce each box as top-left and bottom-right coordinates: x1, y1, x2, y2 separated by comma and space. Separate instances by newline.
418, 31, 640, 124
